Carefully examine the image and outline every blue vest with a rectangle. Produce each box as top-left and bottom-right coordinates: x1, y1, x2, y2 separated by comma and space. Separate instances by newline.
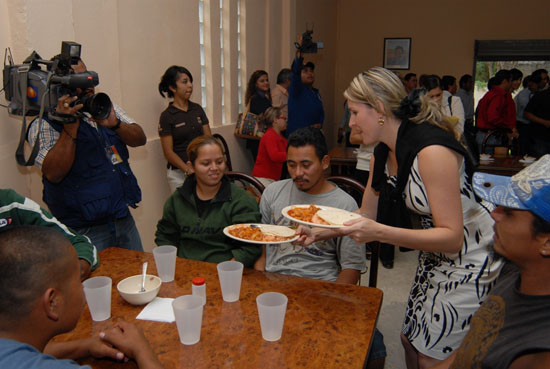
42, 119, 141, 228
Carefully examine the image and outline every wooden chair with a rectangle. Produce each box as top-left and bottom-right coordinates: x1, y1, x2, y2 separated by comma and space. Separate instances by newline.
326, 175, 379, 288
213, 133, 233, 171
226, 171, 265, 203
481, 129, 516, 156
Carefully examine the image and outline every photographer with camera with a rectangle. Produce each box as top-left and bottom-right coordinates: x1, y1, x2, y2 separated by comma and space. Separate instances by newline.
286, 32, 324, 136
27, 55, 147, 252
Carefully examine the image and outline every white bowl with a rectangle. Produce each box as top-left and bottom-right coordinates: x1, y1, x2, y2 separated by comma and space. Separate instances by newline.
117, 274, 161, 305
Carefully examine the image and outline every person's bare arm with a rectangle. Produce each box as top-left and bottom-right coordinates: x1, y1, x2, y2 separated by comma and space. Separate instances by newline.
430, 352, 456, 369
202, 124, 212, 136
159, 135, 192, 173
79, 259, 91, 280
44, 336, 125, 362
337, 146, 464, 253
295, 155, 378, 247
335, 269, 360, 284
253, 245, 266, 271
99, 321, 164, 369
358, 155, 379, 218
95, 105, 146, 147
41, 95, 83, 183
509, 351, 550, 369
112, 122, 147, 147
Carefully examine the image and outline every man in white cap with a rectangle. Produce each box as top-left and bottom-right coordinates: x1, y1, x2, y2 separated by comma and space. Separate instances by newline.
434, 155, 550, 368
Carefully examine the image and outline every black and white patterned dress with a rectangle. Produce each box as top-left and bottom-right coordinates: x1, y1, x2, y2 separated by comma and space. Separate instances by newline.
401, 156, 503, 360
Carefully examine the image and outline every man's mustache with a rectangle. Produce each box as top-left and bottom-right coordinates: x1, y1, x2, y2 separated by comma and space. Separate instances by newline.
293, 177, 308, 183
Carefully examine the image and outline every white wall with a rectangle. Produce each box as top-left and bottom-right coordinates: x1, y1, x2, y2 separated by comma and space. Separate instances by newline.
0, 0, 291, 251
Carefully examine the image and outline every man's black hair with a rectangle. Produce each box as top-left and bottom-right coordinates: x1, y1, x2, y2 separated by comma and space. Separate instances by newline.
494, 69, 511, 85
522, 75, 531, 88
418, 74, 429, 88
510, 68, 523, 81
303, 61, 315, 71
441, 75, 456, 91
404, 73, 416, 81
277, 68, 291, 85
287, 127, 328, 161
487, 77, 497, 90
531, 69, 548, 84
422, 74, 441, 91
532, 213, 550, 237
0, 226, 73, 321
459, 74, 473, 88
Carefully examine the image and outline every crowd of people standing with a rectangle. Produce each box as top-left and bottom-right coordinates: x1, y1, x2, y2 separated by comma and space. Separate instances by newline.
2, 37, 550, 369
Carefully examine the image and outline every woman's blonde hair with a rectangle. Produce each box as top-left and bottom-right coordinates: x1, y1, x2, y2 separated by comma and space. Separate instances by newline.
260, 106, 284, 128
344, 67, 461, 141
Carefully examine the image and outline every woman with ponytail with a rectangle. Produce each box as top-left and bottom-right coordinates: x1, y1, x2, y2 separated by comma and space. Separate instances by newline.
158, 66, 211, 192
297, 67, 502, 369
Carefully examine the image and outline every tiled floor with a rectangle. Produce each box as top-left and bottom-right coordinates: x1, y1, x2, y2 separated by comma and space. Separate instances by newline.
360, 249, 419, 369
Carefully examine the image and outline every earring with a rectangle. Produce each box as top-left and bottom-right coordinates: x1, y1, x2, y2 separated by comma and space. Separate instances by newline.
378, 117, 385, 126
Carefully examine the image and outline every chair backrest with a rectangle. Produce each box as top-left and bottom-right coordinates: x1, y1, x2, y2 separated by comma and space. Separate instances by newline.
213, 133, 233, 171
326, 176, 365, 208
226, 171, 265, 203
481, 129, 515, 156
325, 175, 379, 288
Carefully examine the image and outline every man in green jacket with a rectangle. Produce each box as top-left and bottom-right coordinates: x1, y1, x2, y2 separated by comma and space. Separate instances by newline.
0, 188, 98, 279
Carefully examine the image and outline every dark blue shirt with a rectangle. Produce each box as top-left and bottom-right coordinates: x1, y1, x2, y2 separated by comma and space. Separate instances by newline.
287, 57, 324, 136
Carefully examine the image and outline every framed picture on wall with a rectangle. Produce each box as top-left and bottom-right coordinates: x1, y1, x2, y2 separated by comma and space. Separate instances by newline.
383, 38, 411, 70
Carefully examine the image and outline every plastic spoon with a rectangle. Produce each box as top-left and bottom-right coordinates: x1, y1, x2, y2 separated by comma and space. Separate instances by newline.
140, 262, 148, 293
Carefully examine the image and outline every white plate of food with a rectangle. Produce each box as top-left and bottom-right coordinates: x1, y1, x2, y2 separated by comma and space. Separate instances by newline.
223, 224, 299, 245
519, 156, 536, 164
479, 154, 493, 161
281, 204, 363, 229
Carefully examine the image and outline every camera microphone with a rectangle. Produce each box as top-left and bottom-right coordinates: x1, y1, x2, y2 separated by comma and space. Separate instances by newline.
50, 71, 99, 89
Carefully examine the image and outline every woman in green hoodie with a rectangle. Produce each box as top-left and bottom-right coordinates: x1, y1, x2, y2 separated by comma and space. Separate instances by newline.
155, 135, 262, 267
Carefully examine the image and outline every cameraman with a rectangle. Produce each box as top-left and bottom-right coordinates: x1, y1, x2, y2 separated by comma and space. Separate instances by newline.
28, 56, 147, 252
286, 36, 324, 136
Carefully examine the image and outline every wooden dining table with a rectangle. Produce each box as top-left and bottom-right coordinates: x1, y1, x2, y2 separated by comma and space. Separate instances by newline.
329, 146, 530, 178
477, 156, 532, 176
54, 248, 383, 368
328, 147, 358, 175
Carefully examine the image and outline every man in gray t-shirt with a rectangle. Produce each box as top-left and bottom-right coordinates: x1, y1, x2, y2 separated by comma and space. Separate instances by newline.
254, 127, 365, 284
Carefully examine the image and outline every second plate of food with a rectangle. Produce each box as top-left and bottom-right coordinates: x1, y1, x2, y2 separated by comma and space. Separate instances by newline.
223, 224, 299, 244
281, 204, 362, 228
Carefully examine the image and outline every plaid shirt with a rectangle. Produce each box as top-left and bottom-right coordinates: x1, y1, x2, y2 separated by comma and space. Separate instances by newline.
28, 103, 134, 167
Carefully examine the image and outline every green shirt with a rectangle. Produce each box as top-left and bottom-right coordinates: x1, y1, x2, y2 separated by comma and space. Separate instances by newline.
155, 176, 262, 268
0, 189, 98, 269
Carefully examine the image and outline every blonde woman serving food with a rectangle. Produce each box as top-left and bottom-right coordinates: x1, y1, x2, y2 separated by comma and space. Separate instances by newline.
158, 66, 211, 192
297, 68, 502, 369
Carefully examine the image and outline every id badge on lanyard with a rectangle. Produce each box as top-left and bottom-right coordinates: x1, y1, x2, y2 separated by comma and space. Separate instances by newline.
106, 145, 123, 165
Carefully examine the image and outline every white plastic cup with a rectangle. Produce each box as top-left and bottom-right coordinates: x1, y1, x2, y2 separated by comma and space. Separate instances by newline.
153, 245, 177, 282
82, 276, 112, 321
172, 295, 204, 345
217, 261, 244, 302
256, 292, 288, 341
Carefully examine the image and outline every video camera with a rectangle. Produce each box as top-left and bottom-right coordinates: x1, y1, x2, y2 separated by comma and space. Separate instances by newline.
3, 41, 112, 122
295, 28, 324, 54
3, 41, 113, 166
